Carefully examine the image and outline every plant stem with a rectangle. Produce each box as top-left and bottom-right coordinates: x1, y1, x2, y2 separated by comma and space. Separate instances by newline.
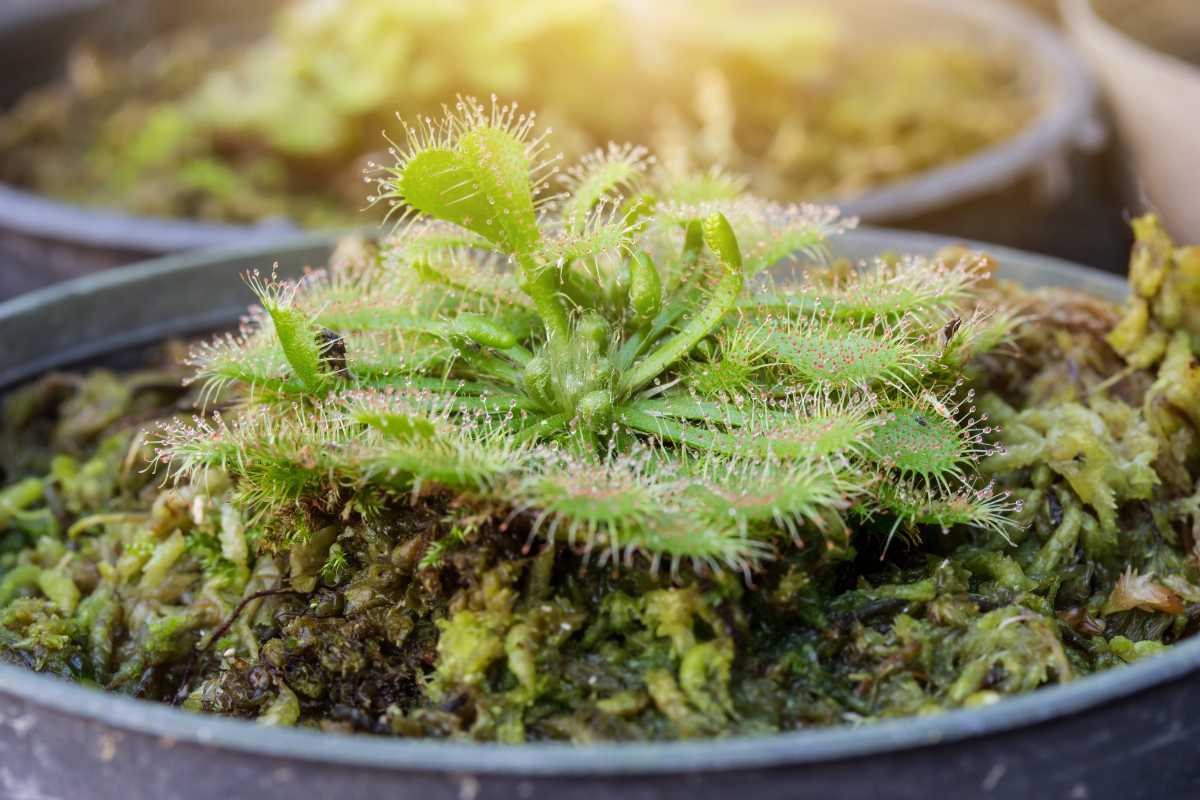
613, 299, 689, 371
459, 351, 523, 385
518, 253, 570, 342
626, 397, 757, 427
514, 412, 571, 444
620, 408, 743, 455
621, 407, 827, 459
445, 392, 542, 415
619, 256, 742, 397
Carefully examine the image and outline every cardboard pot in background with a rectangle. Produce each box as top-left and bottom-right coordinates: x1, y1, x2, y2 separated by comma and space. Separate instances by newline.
1062, 0, 1200, 243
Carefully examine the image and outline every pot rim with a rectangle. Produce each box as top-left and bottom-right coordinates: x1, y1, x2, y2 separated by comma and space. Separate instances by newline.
0, 0, 1094, 251
0, 0, 101, 31
1061, 0, 1200, 79
0, 226, 1176, 776
3, 637, 1197, 775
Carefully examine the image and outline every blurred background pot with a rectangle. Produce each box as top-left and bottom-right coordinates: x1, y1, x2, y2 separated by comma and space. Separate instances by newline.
1061, 0, 1200, 243
3, 228, 1199, 800
0, 0, 295, 300
0, 0, 1128, 301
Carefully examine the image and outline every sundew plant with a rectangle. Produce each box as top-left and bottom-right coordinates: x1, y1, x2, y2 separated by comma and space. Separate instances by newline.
159, 98, 1018, 578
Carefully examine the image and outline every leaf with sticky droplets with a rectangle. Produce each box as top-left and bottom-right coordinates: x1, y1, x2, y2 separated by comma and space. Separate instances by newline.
514, 452, 767, 574
862, 479, 1021, 541
394, 149, 501, 243
559, 143, 651, 232
872, 407, 965, 484
355, 411, 437, 442
379, 99, 544, 256
766, 320, 927, 389
248, 273, 327, 393
653, 166, 748, 206
682, 458, 853, 542
867, 388, 999, 491
394, 137, 539, 255
458, 127, 541, 253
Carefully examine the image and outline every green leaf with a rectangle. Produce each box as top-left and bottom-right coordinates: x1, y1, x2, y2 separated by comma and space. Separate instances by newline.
620, 213, 745, 395
870, 406, 969, 487
392, 129, 539, 256
561, 143, 649, 231
453, 313, 518, 350
629, 252, 662, 322
766, 324, 924, 388
395, 149, 505, 246
701, 212, 742, 270
458, 127, 541, 253
251, 280, 326, 393
356, 411, 437, 442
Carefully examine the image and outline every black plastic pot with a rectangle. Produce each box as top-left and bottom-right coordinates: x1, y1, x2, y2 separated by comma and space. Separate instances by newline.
0, 228, 1195, 800
0, 0, 1132, 302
